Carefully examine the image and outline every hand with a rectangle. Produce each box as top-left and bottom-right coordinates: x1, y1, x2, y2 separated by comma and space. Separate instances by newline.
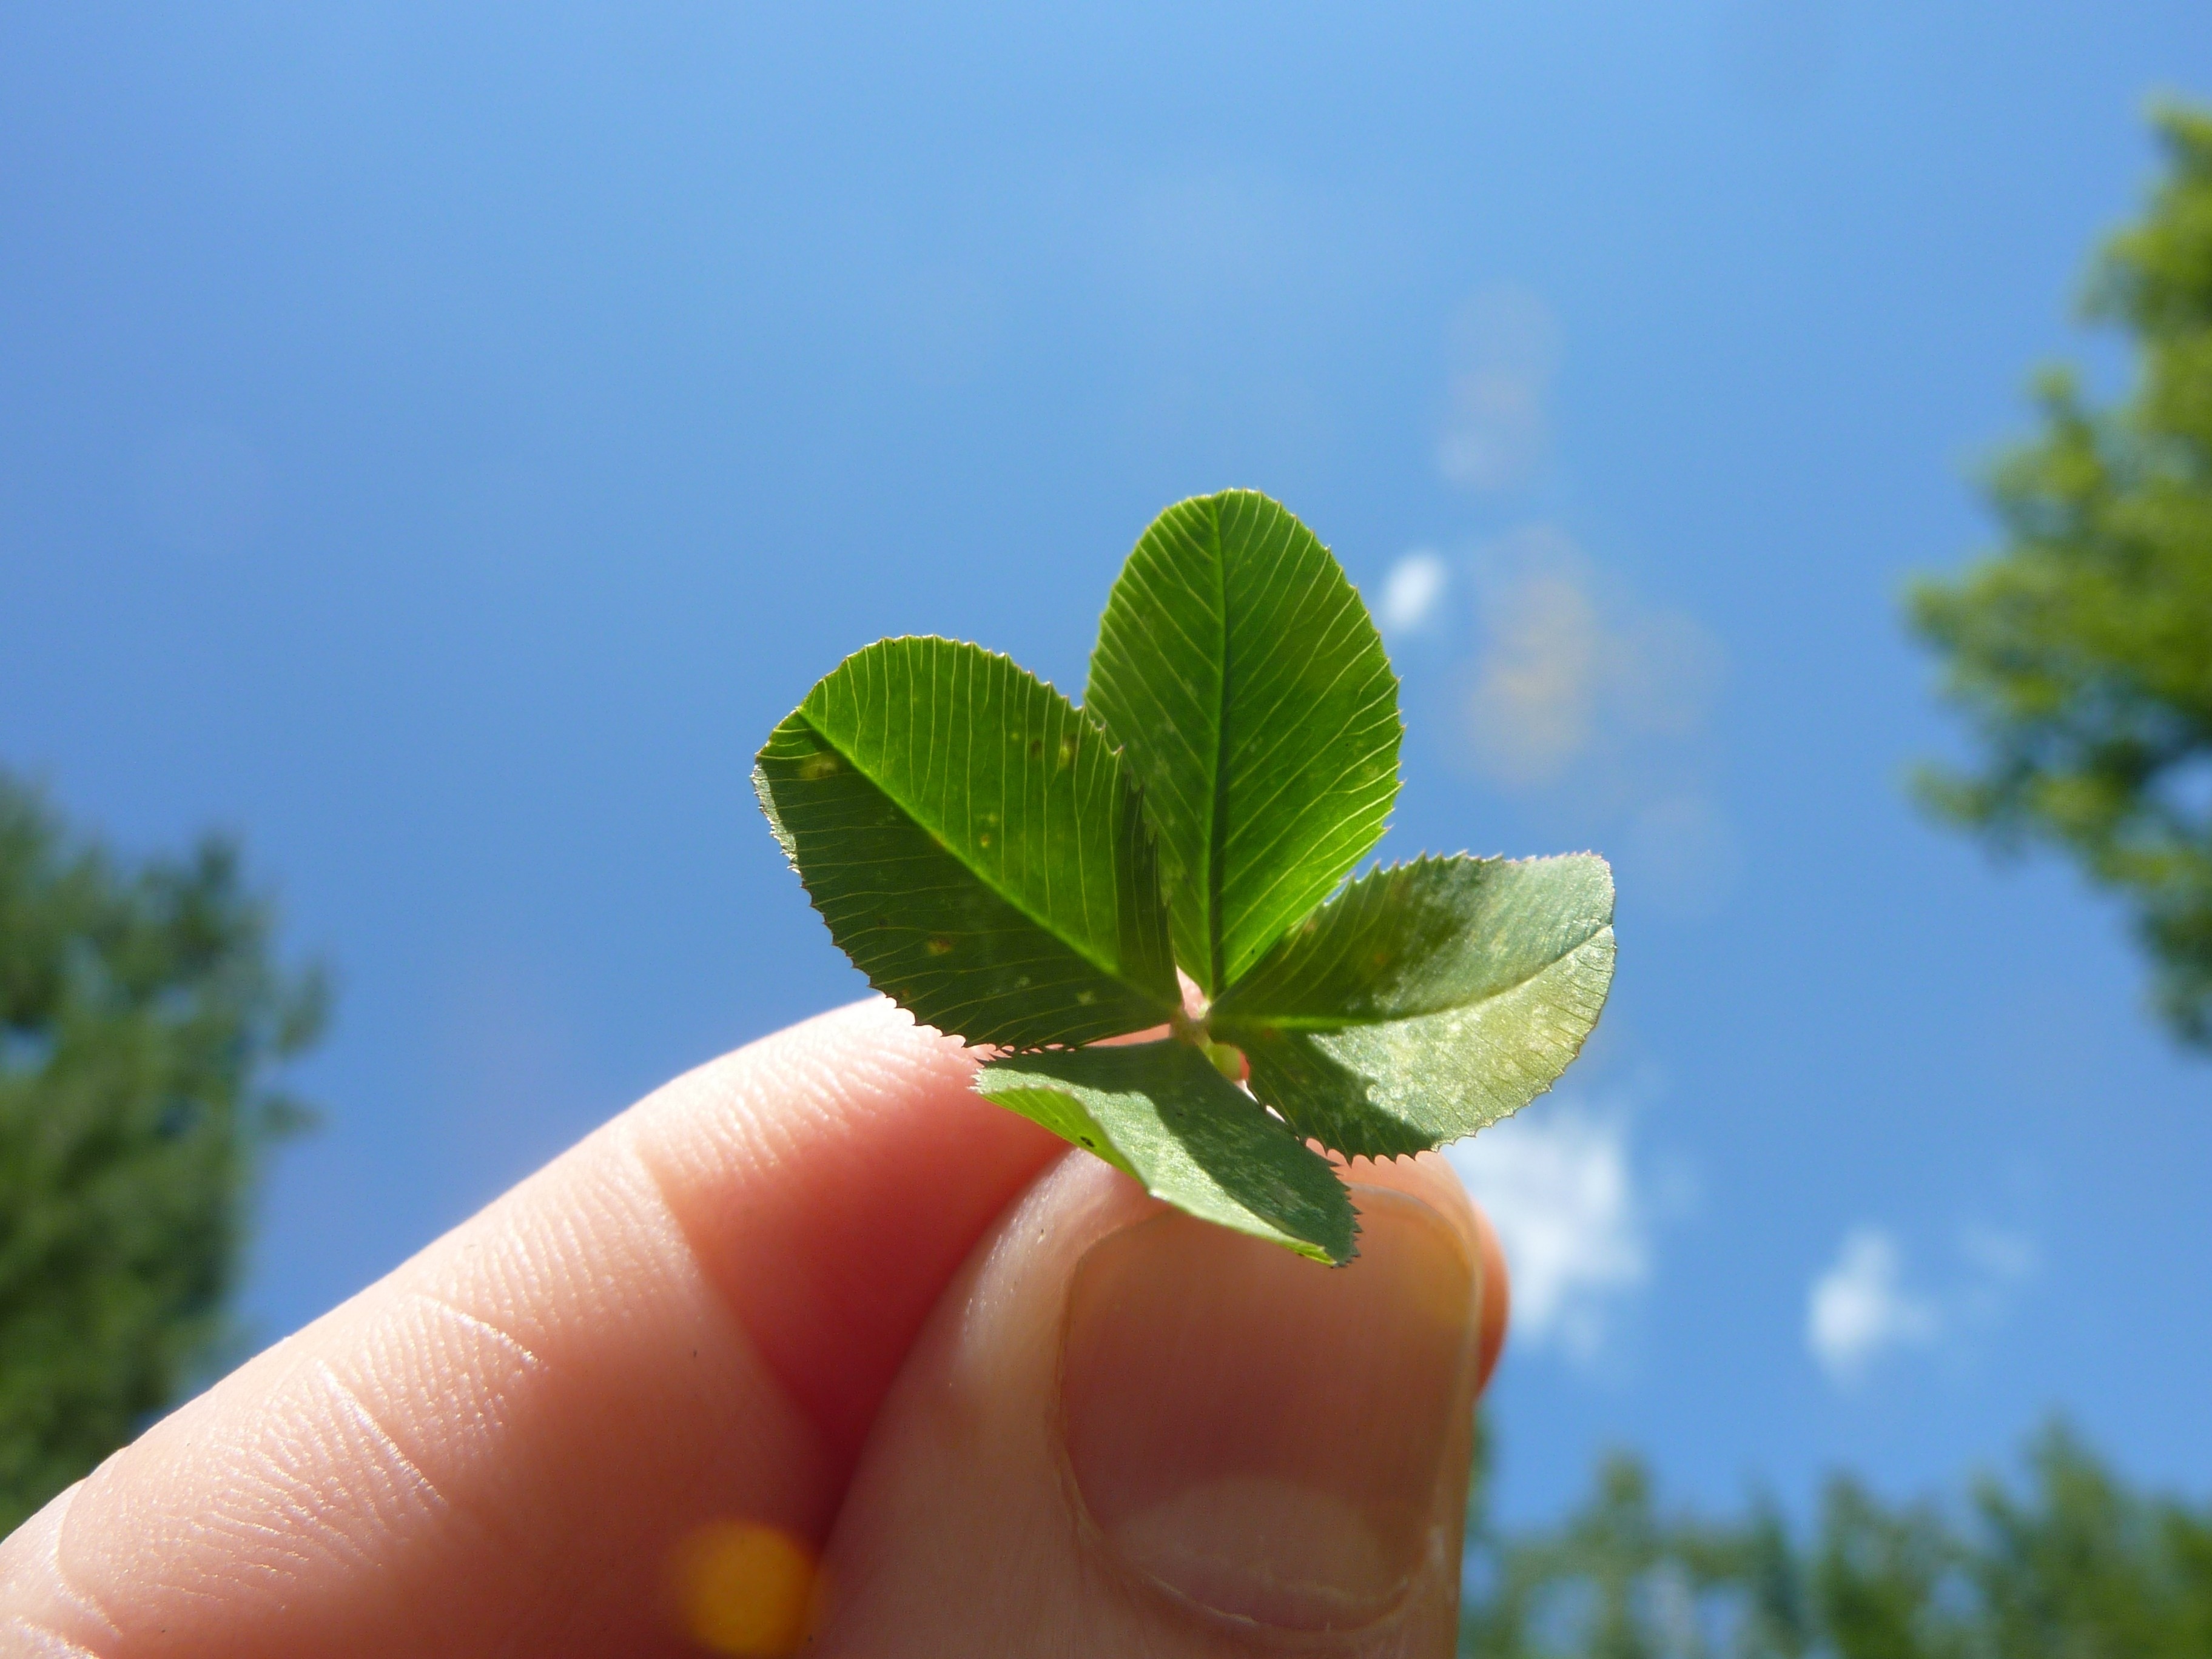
1, 999, 1508, 1657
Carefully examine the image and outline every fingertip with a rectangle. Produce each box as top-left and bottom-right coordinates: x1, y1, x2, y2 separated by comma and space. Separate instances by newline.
816, 1151, 1480, 1651
1346, 1152, 1508, 1395
1469, 1201, 1510, 1395
627, 996, 1064, 1467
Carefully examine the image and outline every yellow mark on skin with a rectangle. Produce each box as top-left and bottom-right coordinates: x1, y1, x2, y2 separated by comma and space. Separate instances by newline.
670, 1522, 820, 1655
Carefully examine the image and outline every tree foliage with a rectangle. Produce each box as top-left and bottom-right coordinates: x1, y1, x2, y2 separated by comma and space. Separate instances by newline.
0, 773, 324, 1533
1910, 103, 2212, 1047
1462, 1422, 2212, 1657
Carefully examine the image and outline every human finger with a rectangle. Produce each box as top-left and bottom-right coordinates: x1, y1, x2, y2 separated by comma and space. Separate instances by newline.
810, 1149, 1493, 1654
0, 999, 1059, 1658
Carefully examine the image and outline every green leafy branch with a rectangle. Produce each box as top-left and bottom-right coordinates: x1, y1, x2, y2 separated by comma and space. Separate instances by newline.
755, 489, 1615, 1262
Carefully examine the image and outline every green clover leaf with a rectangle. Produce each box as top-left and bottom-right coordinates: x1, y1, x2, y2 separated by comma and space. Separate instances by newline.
755, 491, 1616, 1263
1214, 853, 1618, 1161
973, 1040, 1356, 1264
753, 635, 1178, 1050
1086, 490, 1403, 996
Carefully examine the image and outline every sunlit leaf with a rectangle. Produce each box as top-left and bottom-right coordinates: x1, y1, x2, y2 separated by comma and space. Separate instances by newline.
1085, 491, 1402, 994
975, 1040, 1356, 1264
755, 637, 1178, 1048
1214, 854, 1616, 1159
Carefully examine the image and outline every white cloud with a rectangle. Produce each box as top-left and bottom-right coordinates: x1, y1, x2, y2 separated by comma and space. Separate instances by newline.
1954, 1222, 2039, 1337
1456, 526, 1724, 793
1626, 793, 1743, 920
1461, 557, 1602, 788
1958, 1223, 2037, 1285
1807, 1227, 1940, 1386
1441, 525, 1737, 914
1376, 550, 1450, 635
1437, 284, 1559, 492
1806, 1221, 2043, 1390
1447, 1104, 1649, 1362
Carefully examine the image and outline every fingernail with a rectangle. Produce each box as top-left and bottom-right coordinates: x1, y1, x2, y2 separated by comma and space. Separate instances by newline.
1060, 1187, 1477, 1632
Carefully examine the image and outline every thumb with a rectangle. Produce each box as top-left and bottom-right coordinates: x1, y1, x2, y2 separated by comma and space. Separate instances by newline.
808, 1148, 1497, 1655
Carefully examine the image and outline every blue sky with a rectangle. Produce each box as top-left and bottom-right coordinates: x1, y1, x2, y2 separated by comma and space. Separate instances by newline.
4, 2, 2208, 1527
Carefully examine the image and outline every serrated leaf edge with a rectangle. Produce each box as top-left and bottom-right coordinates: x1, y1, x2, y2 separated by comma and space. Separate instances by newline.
754, 635, 1180, 1033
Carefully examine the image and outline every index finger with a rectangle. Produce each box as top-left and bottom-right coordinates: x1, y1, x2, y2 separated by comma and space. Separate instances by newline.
0, 999, 1060, 1658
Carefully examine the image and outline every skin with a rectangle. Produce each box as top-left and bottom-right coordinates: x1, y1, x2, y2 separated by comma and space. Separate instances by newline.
0, 999, 1510, 1658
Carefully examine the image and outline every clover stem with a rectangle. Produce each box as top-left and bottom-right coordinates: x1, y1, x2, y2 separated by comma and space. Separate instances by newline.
1166, 1002, 1209, 1049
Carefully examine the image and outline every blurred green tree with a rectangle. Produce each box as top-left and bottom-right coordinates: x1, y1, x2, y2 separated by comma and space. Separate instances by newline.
0, 773, 324, 1533
1909, 102, 2212, 1048
1461, 1423, 2212, 1657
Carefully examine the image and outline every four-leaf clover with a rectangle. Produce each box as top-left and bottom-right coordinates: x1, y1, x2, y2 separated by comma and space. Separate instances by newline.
755, 490, 1615, 1262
